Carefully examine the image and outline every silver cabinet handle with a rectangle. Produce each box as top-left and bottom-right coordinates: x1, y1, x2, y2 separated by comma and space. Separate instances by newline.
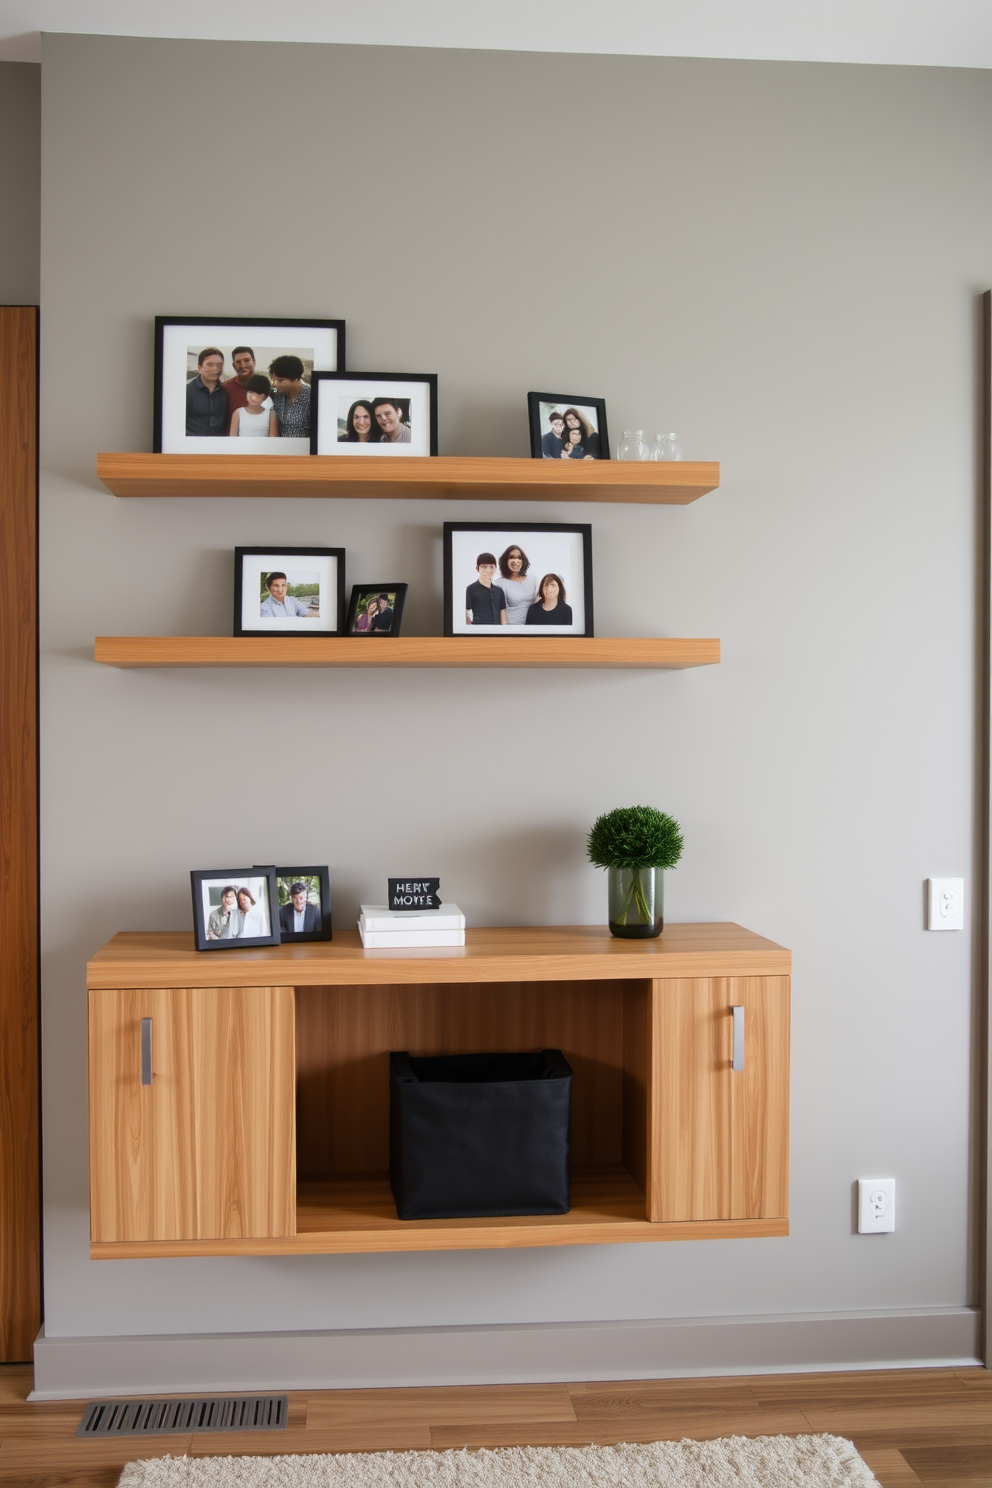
731, 1005, 744, 1072
140, 1017, 153, 1086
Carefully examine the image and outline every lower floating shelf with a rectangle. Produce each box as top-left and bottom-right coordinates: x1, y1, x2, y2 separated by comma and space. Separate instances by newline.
89, 1168, 788, 1259
93, 636, 721, 669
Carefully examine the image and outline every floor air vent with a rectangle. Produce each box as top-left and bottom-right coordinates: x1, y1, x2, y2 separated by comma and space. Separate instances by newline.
77, 1395, 288, 1437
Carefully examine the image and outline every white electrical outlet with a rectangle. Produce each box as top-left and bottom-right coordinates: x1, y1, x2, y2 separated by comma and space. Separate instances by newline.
927, 878, 964, 930
858, 1178, 895, 1233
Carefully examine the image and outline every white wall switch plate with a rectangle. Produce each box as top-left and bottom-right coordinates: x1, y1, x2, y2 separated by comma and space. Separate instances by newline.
858, 1178, 895, 1233
927, 878, 964, 930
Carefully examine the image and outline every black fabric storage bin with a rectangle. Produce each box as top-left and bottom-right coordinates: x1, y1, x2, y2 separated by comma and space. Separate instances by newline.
389, 1049, 572, 1220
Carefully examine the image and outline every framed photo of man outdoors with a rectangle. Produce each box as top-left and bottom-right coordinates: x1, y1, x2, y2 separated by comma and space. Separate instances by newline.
311, 373, 438, 456
154, 316, 345, 456
443, 522, 594, 637
191, 868, 280, 952
528, 392, 609, 461
234, 547, 346, 638
271, 867, 332, 943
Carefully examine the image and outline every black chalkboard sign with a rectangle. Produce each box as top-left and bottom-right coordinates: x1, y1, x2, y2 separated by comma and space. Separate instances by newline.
389, 878, 441, 911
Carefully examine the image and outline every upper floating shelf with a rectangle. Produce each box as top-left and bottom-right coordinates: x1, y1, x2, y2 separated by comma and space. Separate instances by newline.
96, 453, 720, 505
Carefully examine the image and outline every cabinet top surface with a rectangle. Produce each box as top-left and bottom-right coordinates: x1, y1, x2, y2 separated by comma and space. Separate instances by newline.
87, 922, 790, 989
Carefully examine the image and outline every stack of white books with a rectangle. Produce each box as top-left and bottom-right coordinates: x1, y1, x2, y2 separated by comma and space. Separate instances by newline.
358, 904, 466, 949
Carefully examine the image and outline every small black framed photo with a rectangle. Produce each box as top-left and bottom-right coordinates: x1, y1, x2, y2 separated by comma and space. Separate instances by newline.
346, 585, 408, 636
273, 867, 332, 942
443, 522, 594, 637
154, 316, 345, 455
191, 868, 280, 951
234, 547, 346, 638
527, 392, 609, 461
311, 373, 438, 456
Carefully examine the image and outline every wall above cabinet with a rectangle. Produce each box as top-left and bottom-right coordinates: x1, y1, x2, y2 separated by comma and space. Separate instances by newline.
93, 636, 721, 669
96, 453, 720, 505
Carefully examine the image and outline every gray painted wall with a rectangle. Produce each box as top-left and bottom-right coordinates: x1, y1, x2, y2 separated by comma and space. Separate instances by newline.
39, 34, 991, 1364
0, 61, 39, 303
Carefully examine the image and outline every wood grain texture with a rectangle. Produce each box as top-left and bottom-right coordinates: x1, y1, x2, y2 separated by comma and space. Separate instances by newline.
93, 635, 721, 670
0, 1365, 986, 1486
0, 307, 40, 1360
650, 977, 790, 1223
89, 986, 295, 1243
91, 1171, 786, 1257
296, 980, 627, 1176
96, 453, 720, 505
87, 924, 792, 990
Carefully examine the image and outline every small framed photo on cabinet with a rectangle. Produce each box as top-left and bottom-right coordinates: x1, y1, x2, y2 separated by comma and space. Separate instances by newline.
346, 585, 408, 635
191, 868, 280, 951
272, 867, 332, 942
311, 373, 438, 456
443, 522, 594, 637
234, 547, 346, 638
528, 392, 609, 461
154, 316, 345, 455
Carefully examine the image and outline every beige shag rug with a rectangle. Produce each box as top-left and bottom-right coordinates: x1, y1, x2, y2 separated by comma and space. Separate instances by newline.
117, 1435, 876, 1487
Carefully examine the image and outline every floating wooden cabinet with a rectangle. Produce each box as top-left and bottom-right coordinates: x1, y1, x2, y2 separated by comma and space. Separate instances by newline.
86, 925, 789, 1258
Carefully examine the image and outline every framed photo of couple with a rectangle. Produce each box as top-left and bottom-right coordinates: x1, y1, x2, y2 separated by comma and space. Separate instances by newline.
311, 372, 438, 457
443, 522, 594, 637
346, 585, 408, 636
233, 547, 346, 638
154, 315, 345, 456
191, 865, 331, 950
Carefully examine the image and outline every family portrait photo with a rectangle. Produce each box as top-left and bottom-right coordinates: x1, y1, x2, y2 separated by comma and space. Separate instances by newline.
274, 867, 332, 942
528, 392, 609, 461
311, 373, 438, 457
346, 585, 407, 636
234, 547, 346, 638
154, 317, 344, 455
191, 869, 280, 952
443, 522, 594, 637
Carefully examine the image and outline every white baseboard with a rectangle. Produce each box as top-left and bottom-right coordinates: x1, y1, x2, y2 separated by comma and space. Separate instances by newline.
30, 1306, 981, 1400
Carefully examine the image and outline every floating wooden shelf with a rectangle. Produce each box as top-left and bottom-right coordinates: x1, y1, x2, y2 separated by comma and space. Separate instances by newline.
96, 453, 719, 505
93, 636, 721, 669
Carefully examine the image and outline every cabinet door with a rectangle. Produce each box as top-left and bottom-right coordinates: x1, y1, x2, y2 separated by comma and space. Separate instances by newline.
648, 976, 789, 1223
89, 986, 295, 1243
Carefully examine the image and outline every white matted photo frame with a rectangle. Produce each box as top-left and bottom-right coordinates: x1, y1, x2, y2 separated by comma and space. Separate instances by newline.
154, 316, 345, 455
311, 372, 438, 456
527, 392, 609, 461
443, 522, 594, 637
191, 868, 280, 951
234, 547, 346, 638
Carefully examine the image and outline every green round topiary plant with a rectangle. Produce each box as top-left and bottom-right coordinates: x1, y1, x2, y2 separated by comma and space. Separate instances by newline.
587, 805, 684, 929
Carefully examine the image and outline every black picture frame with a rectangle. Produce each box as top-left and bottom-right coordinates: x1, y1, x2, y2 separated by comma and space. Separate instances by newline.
191, 868, 280, 952
154, 315, 345, 454
271, 866, 332, 943
345, 584, 408, 636
527, 392, 610, 462
311, 372, 439, 456
442, 522, 594, 638
234, 546, 346, 638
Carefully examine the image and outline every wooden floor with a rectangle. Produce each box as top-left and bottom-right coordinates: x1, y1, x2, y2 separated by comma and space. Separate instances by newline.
0, 1365, 988, 1487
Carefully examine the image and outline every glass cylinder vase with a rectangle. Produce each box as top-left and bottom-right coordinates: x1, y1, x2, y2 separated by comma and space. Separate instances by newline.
608, 866, 664, 938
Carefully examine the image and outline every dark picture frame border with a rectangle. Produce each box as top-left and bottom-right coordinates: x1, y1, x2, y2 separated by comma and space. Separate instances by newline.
270, 865, 333, 943
346, 584, 408, 637
190, 867, 280, 952
442, 521, 594, 638
311, 372, 439, 456
153, 315, 346, 453
234, 546, 347, 638
527, 391, 610, 462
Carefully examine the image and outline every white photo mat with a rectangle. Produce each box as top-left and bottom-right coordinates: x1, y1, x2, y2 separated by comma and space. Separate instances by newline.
240, 552, 341, 634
